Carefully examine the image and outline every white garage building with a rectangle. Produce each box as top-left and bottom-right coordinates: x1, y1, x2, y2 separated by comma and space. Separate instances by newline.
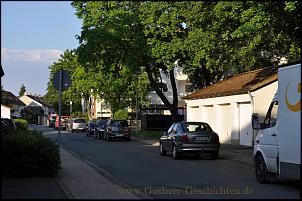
183, 67, 278, 146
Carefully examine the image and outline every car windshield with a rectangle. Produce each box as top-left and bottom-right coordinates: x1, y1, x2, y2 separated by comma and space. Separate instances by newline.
74, 119, 86, 123
112, 120, 128, 127
181, 122, 212, 133
98, 120, 108, 126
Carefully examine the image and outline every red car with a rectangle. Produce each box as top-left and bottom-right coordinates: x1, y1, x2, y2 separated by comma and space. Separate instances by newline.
55, 115, 70, 130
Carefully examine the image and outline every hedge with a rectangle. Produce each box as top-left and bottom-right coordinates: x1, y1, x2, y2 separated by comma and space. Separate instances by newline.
2, 130, 60, 177
13, 119, 29, 130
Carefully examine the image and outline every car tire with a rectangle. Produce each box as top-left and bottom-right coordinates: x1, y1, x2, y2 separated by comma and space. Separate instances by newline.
126, 136, 131, 141
210, 151, 219, 160
255, 155, 270, 184
159, 143, 167, 156
172, 144, 181, 160
71, 129, 74, 133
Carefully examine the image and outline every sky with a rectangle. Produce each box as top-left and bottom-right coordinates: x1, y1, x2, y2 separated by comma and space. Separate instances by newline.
1, 1, 82, 96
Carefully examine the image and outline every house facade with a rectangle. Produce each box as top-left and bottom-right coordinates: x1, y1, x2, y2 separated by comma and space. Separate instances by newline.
1, 90, 26, 118
90, 95, 111, 119
183, 67, 279, 146
146, 66, 194, 115
1, 105, 12, 118
19, 94, 53, 115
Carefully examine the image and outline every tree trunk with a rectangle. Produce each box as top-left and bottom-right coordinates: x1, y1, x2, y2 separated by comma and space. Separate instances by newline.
145, 62, 180, 123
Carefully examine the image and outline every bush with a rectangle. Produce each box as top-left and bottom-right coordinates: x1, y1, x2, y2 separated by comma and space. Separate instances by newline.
2, 130, 60, 177
13, 119, 29, 130
114, 109, 129, 120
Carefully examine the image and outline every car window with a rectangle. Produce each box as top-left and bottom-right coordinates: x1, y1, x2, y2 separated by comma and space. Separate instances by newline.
176, 124, 183, 134
98, 120, 108, 127
170, 124, 178, 134
112, 120, 128, 127
74, 119, 86, 123
167, 124, 175, 134
182, 122, 212, 133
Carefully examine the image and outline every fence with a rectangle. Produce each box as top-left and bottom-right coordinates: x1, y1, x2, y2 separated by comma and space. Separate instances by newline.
141, 114, 184, 131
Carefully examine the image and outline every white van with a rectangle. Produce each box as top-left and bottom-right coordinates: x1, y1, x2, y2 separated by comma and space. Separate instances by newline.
252, 63, 301, 183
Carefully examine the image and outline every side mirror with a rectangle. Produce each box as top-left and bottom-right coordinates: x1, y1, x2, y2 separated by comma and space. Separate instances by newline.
252, 113, 261, 129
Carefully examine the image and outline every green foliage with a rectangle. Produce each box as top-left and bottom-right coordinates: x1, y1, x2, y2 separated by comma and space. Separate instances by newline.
2, 130, 60, 177
18, 84, 26, 97
70, 1, 300, 121
113, 109, 129, 120
13, 119, 29, 130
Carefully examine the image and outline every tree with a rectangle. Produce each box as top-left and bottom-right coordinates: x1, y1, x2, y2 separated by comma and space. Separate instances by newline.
72, 1, 188, 122
18, 84, 26, 97
71, 1, 301, 122
181, 1, 301, 87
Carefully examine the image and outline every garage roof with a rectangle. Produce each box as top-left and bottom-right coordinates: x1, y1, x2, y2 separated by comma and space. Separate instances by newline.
182, 66, 278, 100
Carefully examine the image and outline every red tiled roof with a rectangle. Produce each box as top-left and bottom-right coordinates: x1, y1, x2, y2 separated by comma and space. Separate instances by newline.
182, 67, 278, 100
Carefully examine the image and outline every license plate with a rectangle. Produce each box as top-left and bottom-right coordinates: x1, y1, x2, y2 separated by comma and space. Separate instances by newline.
195, 136, 209, 141
116, 134, 124, 137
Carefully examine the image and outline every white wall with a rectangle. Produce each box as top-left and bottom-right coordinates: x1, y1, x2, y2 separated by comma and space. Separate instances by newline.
95, 96, 111, 118
185, 82, 277, 145
1, 105, 11, 118
251, 81, 278, 122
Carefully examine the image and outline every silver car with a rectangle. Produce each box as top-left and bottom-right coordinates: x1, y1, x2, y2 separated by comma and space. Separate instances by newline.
104, 120, 131, 141
69, 118, 87, 133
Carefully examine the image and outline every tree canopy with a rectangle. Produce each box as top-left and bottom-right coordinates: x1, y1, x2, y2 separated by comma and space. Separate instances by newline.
46, 1, 301, 121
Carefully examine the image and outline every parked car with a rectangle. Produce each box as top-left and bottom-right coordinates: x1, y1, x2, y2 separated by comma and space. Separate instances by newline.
159, 121, 220, 160
86, 121, 96, 137
103, 119, 131, 141
1, 118, 16, 132
68, 118, 87, 133
94, 119, 109, 139
55, 115, 70, 130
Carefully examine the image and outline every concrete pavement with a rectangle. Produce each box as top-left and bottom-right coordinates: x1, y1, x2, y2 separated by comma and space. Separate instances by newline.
2, 128, 253, 199
132, 136, 254, 166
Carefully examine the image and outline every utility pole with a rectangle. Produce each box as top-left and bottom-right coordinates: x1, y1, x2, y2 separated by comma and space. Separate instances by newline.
135, 72, 138, 135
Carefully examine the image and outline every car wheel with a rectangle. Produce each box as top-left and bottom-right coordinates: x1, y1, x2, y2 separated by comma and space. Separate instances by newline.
172, 144, 181, 160
71, 129, 74, 133
106, 134, 110, 142
159, 143, 167, 156
255, 155, 269, 183
210, 151, 219, 160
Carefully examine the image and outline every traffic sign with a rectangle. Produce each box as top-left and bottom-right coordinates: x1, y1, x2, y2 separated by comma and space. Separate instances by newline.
53, 70, 72, 91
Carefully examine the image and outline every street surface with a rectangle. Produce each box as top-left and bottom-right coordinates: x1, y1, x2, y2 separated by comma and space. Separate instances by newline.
36, 125, 300, 199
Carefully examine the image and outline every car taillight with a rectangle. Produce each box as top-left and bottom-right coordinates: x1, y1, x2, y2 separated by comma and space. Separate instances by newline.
107, 127, 112, 133
180, 134, 189, 143
125, 128, 130, 133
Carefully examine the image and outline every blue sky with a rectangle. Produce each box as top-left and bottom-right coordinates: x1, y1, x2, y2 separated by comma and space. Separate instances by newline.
1, 1, 82, 96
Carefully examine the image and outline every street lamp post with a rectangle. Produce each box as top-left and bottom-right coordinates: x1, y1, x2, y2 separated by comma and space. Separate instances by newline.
135, 72, 138, 135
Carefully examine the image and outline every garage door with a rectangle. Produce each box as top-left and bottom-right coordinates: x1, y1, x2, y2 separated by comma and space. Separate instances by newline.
218, 104, 231, 143
188, 106, 199, 121
239, 102, 253, 146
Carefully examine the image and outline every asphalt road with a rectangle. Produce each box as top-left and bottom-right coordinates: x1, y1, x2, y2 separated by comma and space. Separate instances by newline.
40, 126, 300, 199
